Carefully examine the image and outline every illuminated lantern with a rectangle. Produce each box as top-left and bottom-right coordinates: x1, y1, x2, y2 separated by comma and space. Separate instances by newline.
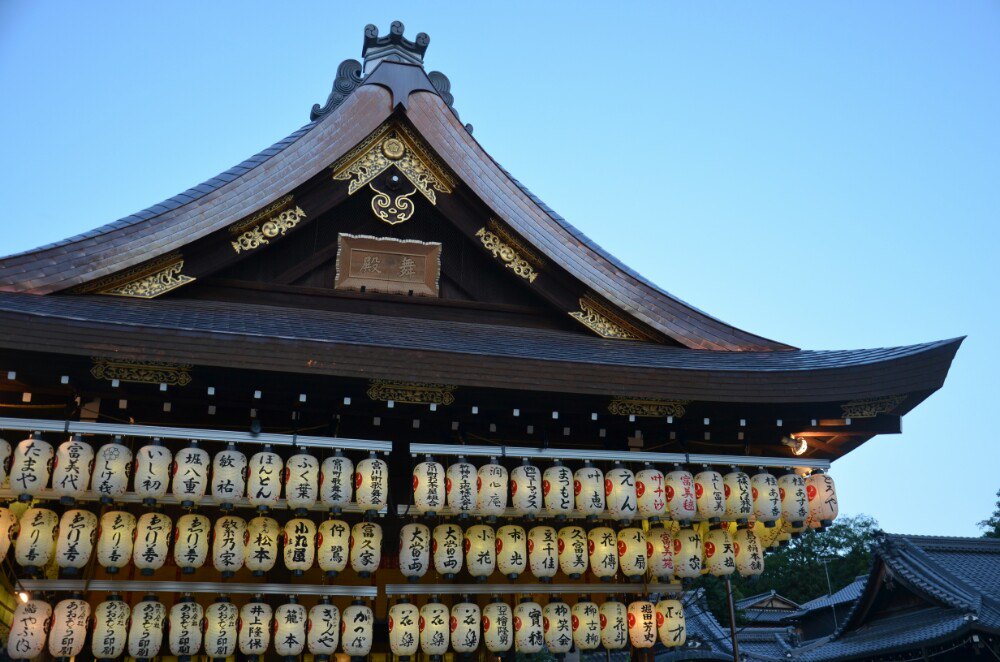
244, 515, 279, 575
527, 525, 557, 581
350, 520, 382, 577
203, 599, 238, 660
0, 507, 18, 560
636, 464, 667, 521
318, 518, 350, 577
134, 512, 171, 575
171, 441, 209, 507
573, 460, 605, 519
238, 599, 272, 656
752, 518, 782, 549
446, 456, 477, 515
482, 599, 513, 653
128, 595, 166, 660
656, 599, 686, 647
283, 517, 316, 575
55, 508, 97, 574
52, 435, 94, 504
734, 526, 765, 577
308, 598, 341, 660
92, 596, 130, 660
665, 464, 696, 524
15, 507, 58, 572
543, 601, 573, 654
648, 526, 675, 581
617, 527, 648, 579
173, 513, 210, 574
695, 466, 726, 523
168, 597, 203, 660
451, 602, 481, 654
399, 522, 430, 581
285, 450, 320, 513
703, 526, 736, 576
778, 469, 809, 527
211, 442, 247, 511
599, 600, 628, 650
433, 522, 463, 578
133, 439, 171, 506
476, 458, 508, 518
91, 437, 132, 504
673, 527, 703, 578
49, 596, 89, 659
419, 599, 449, 656
572, 600, 601, 651
0, 437, 10, 487
7, 599, 51, 659
412, 455, 445, 516
511, 459, 542, 519
274, 600, 308, 658
496, 524, 527, 579
9, 432, 54, 500
97, 511, 135, 573
605, 462, 638, 521
807, 469, 839, 528
341, 600, 374, 657
212, 514, 246, 577
628, 601, 657, 649
588, 526, 619, 580
388, 600, 419, 658
355, 452, 388, 514
558, 525, 588, 579
248, 446, 283, 511
752, 470, 781, 526
723, 468, 753, 523
543, 460, 573, 519
464, 524, 495, 580
513, 599, 543, 654
320, 450, 354, 513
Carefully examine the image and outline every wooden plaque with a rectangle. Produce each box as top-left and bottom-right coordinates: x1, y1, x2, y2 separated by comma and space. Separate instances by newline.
335, 233, 441, 296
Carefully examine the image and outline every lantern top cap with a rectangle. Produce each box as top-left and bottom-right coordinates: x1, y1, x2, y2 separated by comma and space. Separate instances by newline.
214, 595, 231, 603
351, 598, 366, 605
141, 593, 158, 601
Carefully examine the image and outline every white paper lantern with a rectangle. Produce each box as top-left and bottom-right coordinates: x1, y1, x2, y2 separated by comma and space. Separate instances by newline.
97, 511, 135, 573
496, 524, 527, 579
648, 526, 675, 580
807, 470, 839, 528
588, 526, 619, 580
203, 600, 238, 659
482, 600, 513, 653
412, 455, 445, 515
464, 524, 495, 580
320, 451, 354, 512
558, 525, 588, 579
543, 601, 572, 654
399, 522, 430, 580
778, 470, 809, 526
133, 440, 171, 505
511, 460, 542, 518
572, 461, 604, 519
211, 442, 247, 510
628, 601, 657, 649
248, 447, 283, 510
723, 469, 754, 523
285, 451, 320, 512
513, 600, 543, 654
171, 441, 210, 507
734, 526, 765, 577
91, 438, 132, 504
599, 600, 628, 650
572, 601, 601, 651
318, 518, 350, 577
752, 470, 781, 526
168, 598, 203, 658
695, 466, 726, 523
451, 602, 481, 654
388, 601, 419, 657
238, 600, 272, 656
605, 463, 638, 521
704, 526, 736, 576
212, 514, 246, 577
92, 597, 130, 660
174, 513, 210, 573
476, 459, 508, 517
283, 517, 316, 575
55, 508, 97, 573
244, 515, 279, 575
527, 525, 557, 581
133, 512, 171, 575
543, 461, 573, 518
128, 597, 166, 660
0, 437, 11, 487
432, 523, 463, 578
350, 520, 382, 577
308, 599, 341, 659
0, 507, 18, 560
617, 527, 648, 579
341, 601, 374, 657
656, 599, 687, 647
274, 601, 308, 657
673, 527, 703, 578
49, 597, 89, 659
15, 507, 58, 571
355, 453, 388, 513
52, 435, 94, 503
7, 599, 51, 659
665, 465, 697, 523
9, 433, 53, 499
446, 457, 477, 515
636, 465, 667, 520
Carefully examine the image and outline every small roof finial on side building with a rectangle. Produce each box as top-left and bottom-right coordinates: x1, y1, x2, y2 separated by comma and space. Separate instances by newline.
362, 20, 430, 74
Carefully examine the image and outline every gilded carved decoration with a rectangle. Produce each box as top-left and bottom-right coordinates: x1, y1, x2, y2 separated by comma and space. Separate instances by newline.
91, 357, 192, 387
841, 395, 907, 419
475, 226, 539, 283
608, 397, 689, 418
367, 379, 456, 405
569, 297, 645, 341
230, 196, 307, 253
90, 255, 195, 299
369, 183, 417, 225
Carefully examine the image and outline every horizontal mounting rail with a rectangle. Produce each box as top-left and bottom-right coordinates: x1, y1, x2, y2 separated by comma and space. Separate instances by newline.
384, 583, 679, 596
17, 579, 376, 598
396, 505, 718, 524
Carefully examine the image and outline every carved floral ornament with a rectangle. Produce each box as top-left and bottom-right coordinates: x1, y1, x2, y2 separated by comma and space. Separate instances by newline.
569, 297, 646, 341
80, 253, 195, 299
841, 394, 907, 419
475, 223, 540, 283
608, 397, 689, 418
91, 357, 192, 387
229, 195, 307, 254
367, 379, 456, 405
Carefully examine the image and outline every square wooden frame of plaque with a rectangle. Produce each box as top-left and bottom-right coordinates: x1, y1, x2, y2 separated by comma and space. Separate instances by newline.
334, 233, 442, 297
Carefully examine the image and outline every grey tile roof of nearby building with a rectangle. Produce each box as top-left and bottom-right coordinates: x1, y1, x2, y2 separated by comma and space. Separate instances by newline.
797, 575, 867, 614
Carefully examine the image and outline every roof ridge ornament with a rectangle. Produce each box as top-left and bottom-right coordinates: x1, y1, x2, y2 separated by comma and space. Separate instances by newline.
362, 21, 429, 74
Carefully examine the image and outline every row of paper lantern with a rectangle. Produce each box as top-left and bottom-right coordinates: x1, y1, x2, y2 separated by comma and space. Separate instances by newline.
6, 596, 370, 660
0, 507, 383, 577
0, 434, 389, 512
412, 456, 839, 527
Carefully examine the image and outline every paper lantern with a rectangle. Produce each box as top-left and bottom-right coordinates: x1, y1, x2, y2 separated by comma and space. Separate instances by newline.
9, 433, 53, 499
97, 511, 135, 573
91, 438, 132, 504
133, 512, 171, 575
285, 451, 320, 512
476, 459, 508, 517
238, 600, 272, 656
543, 601, 572, 654
432, 522, 463, 578
527, 525, 557, 581
628, 601, 657, 649
695, 466, 726, 523
133, 439, 171, 505
807, 470, 839, 528
171, 441, 210, 507
617, 527, 648, 579
49, 597, 89, 659
412, 455, 445, 515
665, 465, 697, 524
173, 513, 210, 573
558, 525, 588, 579
15, 507, 58, 571
274, 601, 308, 657
572, 461, 604, 519
320, 451, 354, 512
464, 524, 495, 580
778, 470, 809, 527
350, 520, 382, 577
308, 599, 341, 660
244, 515, 279, 575
752, 470, 781, 526
92, 597, 130, 660
734, 526, 765, 577
399, 522, 430, 580
212, 514, 246, 577
128, 596, 166, 660
588, 526, 619, 580
636, 465, 667, 520
451, 602, 481, 654
211, 442, 247, 510
388, 601, 419, 657
648, 526, 675, 581
704, 526, 736, 576
0, 507, 18, 560
341, 601, 374, 657
0, 437, 10, 487
482, 600, 513, 653
605, 463, 638, 521
248, 447, 283, 510
446, 457, 477, 515
543, 461, 573, 518
203, 599, 238, 660
599, 600, 628, 650
283, 517, 316, 575
673, 527, 703, 578
52, 435, 94, 503
572, 601, 601, 651
168, 598, 203, 659
511, 459, 542, 518
55, 508, 97, 573
7, 599, 51, 659
656, 599, 686, 647
496, 524, 527, 579
723, 468, 754, 523
355, 452, 388, 513
513, 599, 543, 654
752, 518, 782, 549
318, 518, 350, 577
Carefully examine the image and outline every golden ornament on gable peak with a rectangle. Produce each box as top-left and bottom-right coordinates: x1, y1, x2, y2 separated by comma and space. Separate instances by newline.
382, 137, 405, 160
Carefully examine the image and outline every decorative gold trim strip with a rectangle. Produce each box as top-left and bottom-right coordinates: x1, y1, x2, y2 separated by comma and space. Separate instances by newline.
569, 296, 645, 341
91, 357, 192, 387
228, 195, 296, 235
841, 395, 906, 419
475, 227, 538, 283
608, 397, 689, 418
96, 258, 194, 299
367, 379, 456, 406
484, 219, 542, 268
230, 204, 307, 254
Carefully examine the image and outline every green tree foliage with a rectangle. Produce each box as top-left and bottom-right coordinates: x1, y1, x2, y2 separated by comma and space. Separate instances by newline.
979, 489, 1000, 538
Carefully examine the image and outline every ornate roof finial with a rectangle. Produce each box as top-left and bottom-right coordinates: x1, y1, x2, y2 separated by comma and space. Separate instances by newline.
362, 21, 429, 74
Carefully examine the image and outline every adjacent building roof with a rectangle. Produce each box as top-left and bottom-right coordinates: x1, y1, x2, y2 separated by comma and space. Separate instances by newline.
796, 575, 866, 614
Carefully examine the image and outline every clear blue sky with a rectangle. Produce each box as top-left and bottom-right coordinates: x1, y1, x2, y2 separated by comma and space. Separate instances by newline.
1, 2, 997, 535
